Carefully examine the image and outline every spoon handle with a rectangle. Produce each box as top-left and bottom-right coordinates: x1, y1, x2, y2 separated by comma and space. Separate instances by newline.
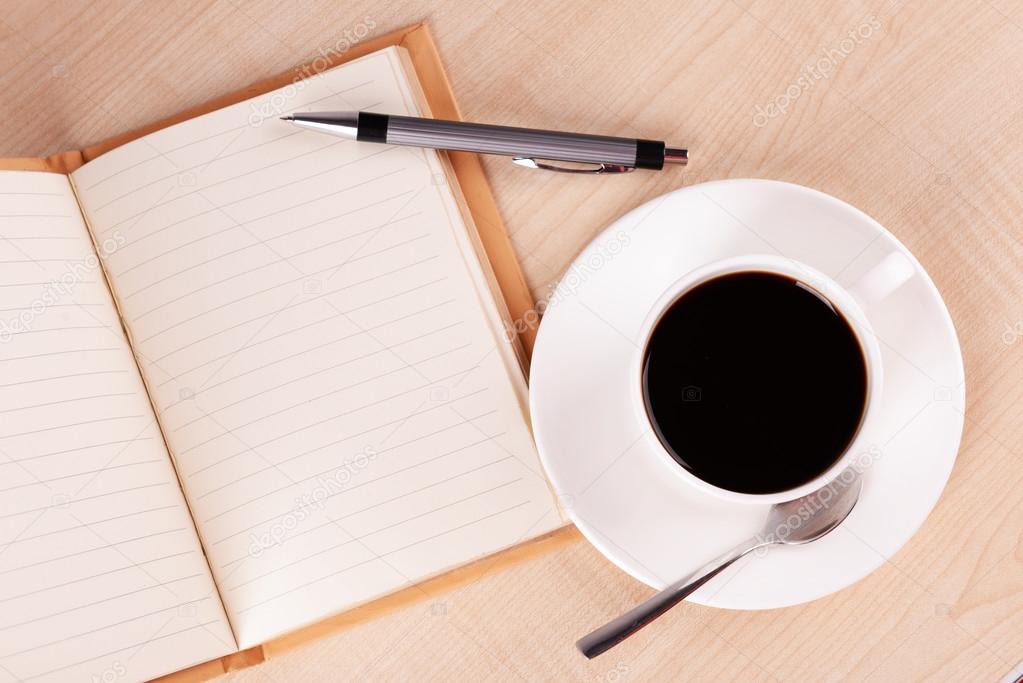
576, 539, 760, 659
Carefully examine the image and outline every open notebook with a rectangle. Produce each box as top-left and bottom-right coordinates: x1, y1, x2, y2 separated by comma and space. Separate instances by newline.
0, 39, 565, 682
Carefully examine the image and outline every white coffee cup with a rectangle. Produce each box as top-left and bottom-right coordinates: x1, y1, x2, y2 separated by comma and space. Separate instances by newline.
631, 253, 891, 505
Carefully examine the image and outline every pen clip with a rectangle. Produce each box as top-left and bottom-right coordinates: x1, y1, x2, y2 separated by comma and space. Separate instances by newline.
511, 157, 635, 174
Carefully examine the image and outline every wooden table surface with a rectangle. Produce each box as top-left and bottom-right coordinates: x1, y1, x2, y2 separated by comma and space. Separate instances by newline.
3, 1, 1022, 681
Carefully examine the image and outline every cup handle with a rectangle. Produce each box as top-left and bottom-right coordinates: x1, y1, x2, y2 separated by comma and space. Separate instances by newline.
844, 250, 915, 305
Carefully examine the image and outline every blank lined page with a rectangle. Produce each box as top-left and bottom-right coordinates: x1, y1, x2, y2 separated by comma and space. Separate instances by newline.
71, 47, 563, 647
0, 171, 234, 682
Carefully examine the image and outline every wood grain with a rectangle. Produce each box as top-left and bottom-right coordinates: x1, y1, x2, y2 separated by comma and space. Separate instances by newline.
2, 1, 1021, 681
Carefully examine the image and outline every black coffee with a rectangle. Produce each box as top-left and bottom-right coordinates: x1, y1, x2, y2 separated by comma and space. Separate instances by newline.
642, 271, 867, 495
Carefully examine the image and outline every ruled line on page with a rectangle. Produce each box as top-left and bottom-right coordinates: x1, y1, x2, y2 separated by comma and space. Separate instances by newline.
217, 456, 519, 570
195, 393, 493, 510
185, 374, 484, 476
132, 229, 430, 320
167, 301, 456, 404
235, 501, 533, 615
0, 489, 174, 523
110, 161, 405, 263
0, 370, 130, 391
95, 132, 365, 230
198, 402, 495, 505
151, 275, 449, 366
20, 621, 224, 682
173, 339, 468, 433
93, 136, 345, 215
0, 257, 95, 264
117, 189, 415, 283
0, 436, 154, 465
1, 324, 110, 338
0, 459, 164, 493
0, 280, 97, 287
209, 425, 502, 549
121, 194, 418, 298
0, 235, 77, 240
180, 362, 475, 458
0, 302, 107, 314
0, 553, 196, 610
0, 391, 136, 415
0, 504, 176, 547
136, 253, 438, 338
0, 347, 121, 364
155, 145, 398, 228
82, 82, 375, 193
2, 597, 216, 659
200, 409, 501, 524
226, 477, 522, 591
0, 414, 147, 441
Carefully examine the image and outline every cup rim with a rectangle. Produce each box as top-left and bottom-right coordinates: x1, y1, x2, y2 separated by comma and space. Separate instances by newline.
631, 253, 885, 505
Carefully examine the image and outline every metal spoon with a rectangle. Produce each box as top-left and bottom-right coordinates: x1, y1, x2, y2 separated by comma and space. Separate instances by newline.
577, 471, 863, 658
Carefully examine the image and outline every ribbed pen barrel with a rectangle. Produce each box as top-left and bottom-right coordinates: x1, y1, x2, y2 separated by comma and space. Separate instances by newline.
385, 115, 644, 166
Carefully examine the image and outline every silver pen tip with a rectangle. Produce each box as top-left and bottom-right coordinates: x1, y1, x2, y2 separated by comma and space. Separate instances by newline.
664, 147, 688, 166
279, 115, 295, 121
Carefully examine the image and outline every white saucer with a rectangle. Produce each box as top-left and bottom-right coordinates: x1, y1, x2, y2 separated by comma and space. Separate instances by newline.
529, 179, 965, 609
